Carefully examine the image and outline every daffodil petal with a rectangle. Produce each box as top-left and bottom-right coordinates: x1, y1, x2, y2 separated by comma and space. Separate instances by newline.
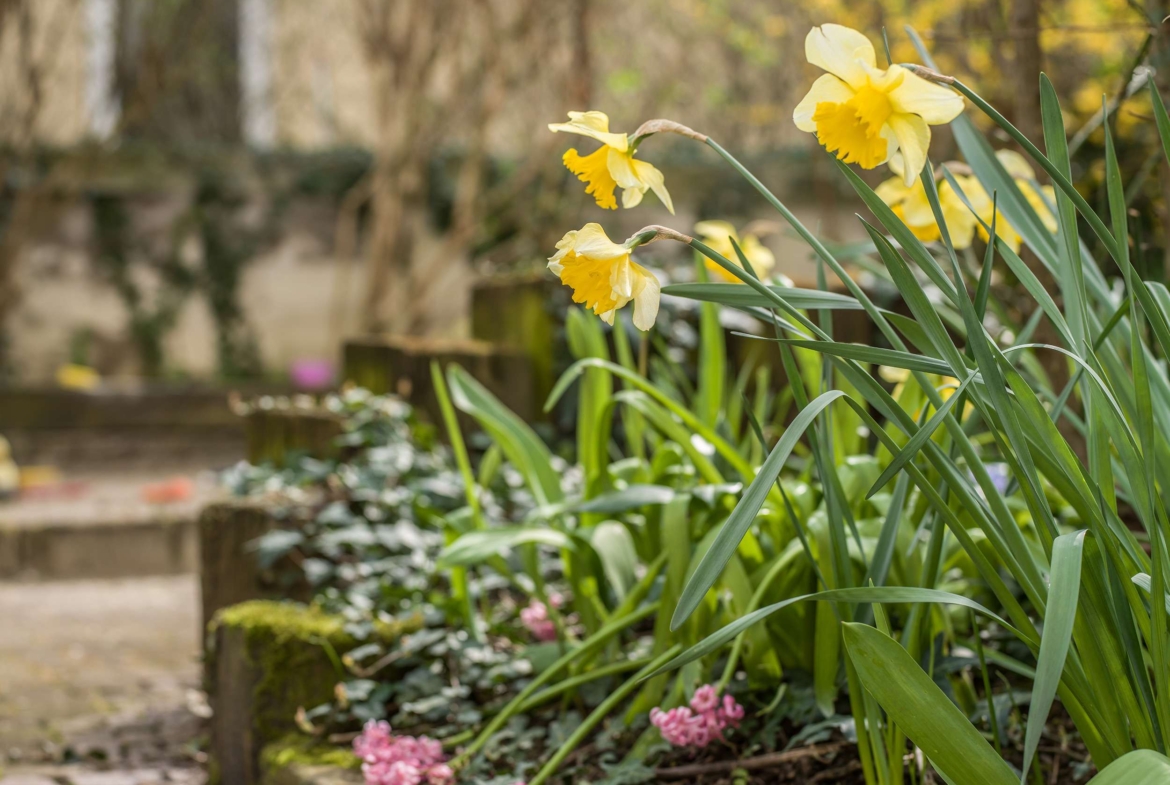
611, 256, 634, 299
875, 176, 912, 207
694, 220, 738, 243
805, 24, 876, 90
631, 265, 661, 331
793, 74, 854, 132
621, 186, 646, 209
741, 236, 776, 274
888, 113, 930, 186
887, 68, 964, 125
548, 110, 629, 151
995, 149, 1035, 179
630, 159, 673, 214
553, 223, 628, 262
608, 150, 673, 214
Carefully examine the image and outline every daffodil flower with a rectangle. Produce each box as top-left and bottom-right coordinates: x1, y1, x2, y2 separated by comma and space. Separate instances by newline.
963, 150, 1058, 252
694, 220, 776, 282
548, 223, 661, 330
549, 111, 674, 214
876, 155, 979, 248
793, 24, 964, 185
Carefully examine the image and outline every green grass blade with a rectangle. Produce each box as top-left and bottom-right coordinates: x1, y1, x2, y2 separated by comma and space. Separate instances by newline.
662, 282, 863, 310
448, 364, 563, 505
670, 390, 846, 630
777, 339, 957, 376
1021, 530, 1087, 780
868, 370, 978, 499
1148, 79, 1170, 168
1089, 750, 1170, 784
439, 527, 575, 567
844, 623, 1019, 785
694, 257, 725, 429
652, 586, 1017, 680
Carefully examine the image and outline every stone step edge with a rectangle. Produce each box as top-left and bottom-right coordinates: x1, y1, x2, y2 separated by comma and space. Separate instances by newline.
0, 517, 197, 580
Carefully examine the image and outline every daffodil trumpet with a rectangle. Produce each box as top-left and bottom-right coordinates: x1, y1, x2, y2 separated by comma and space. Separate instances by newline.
792, 24, 964, 186
548, 111, 677, 213
548, 224, 677, 331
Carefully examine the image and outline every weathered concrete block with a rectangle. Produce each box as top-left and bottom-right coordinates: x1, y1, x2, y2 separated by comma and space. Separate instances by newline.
208, 601, 418, 785
199, 500, 280, 643
245, 409, 344, 467
0, 387, 247, 470
470, 273, 559, 411
342, 336, 534, 423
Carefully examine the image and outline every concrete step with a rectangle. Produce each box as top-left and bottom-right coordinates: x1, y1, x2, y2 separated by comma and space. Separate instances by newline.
0, 473, 220, 581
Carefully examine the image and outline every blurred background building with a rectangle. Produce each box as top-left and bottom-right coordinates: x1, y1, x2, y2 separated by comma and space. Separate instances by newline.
0, 0, 1154, 385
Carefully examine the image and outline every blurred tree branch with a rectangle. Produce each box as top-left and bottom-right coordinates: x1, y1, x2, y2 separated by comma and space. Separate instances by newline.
356, 0, 574, 335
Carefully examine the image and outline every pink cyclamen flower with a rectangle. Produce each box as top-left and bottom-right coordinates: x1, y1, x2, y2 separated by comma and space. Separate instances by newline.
520, 599, 558, 642
650, 685, 746, 748
353, 720, 453, 785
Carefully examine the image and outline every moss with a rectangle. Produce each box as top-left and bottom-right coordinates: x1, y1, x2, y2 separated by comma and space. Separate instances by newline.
262, 735, 360, 771
209, 600, 421, 783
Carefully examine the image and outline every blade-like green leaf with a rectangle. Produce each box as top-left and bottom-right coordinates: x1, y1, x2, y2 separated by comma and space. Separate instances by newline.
1132, 573, 1170, 613
440, 527, 575, 567
566, 484, 676, 514
652, 586, 1015, 679
670, 390, 845, 630
778, 339, 959, 376
448, 365, 563, 505
1089, 750, 1170, 784
588, 521, 638, 600
868, 370, 978, 499
1021, 530, 1086, 780
843, 623, 1018, 785
662, 282, 863, 310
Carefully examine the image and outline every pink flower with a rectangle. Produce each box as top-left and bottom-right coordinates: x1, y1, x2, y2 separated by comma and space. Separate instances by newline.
718, 694, 745, 725
650, 685, 746, 748
425, 764, 454, 784
520, 599, 557, 642
650, 706, 703, 746
353, 720, 452, 785
689, 684, 719, 714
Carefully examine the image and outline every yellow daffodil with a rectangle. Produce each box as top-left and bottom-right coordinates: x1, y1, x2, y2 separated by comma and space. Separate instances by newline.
549, 111, 674, 214
56, 363, 100, 391
793, 24, 964, 185
964, 150, 1057, 252
694, 220, 776, 282
548, 223, 660, 330
876, 155, 979, 248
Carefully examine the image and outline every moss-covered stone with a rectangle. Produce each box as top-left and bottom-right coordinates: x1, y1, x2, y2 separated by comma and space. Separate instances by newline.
261, 735, 360, 772
208, 600, 420, 785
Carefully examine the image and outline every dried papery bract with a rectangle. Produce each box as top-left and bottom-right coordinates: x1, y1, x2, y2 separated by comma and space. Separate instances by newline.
631, 119, 709, 143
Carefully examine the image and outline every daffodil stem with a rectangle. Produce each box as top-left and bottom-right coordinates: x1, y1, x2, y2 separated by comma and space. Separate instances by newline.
451, 602, 659, 767
526, 644, 682, 785
701, 137, 908, 353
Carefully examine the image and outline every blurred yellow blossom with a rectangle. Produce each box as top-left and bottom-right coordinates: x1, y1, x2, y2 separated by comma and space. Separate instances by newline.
876, 155, 979, 248
964, 150, 1058, 252
793, 24, 964, 185
549, 111, 674, 214
56, 364, 100, 391
693, 220, 776, 282
548, 223, 660, 330
877, 150, 1056, 252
